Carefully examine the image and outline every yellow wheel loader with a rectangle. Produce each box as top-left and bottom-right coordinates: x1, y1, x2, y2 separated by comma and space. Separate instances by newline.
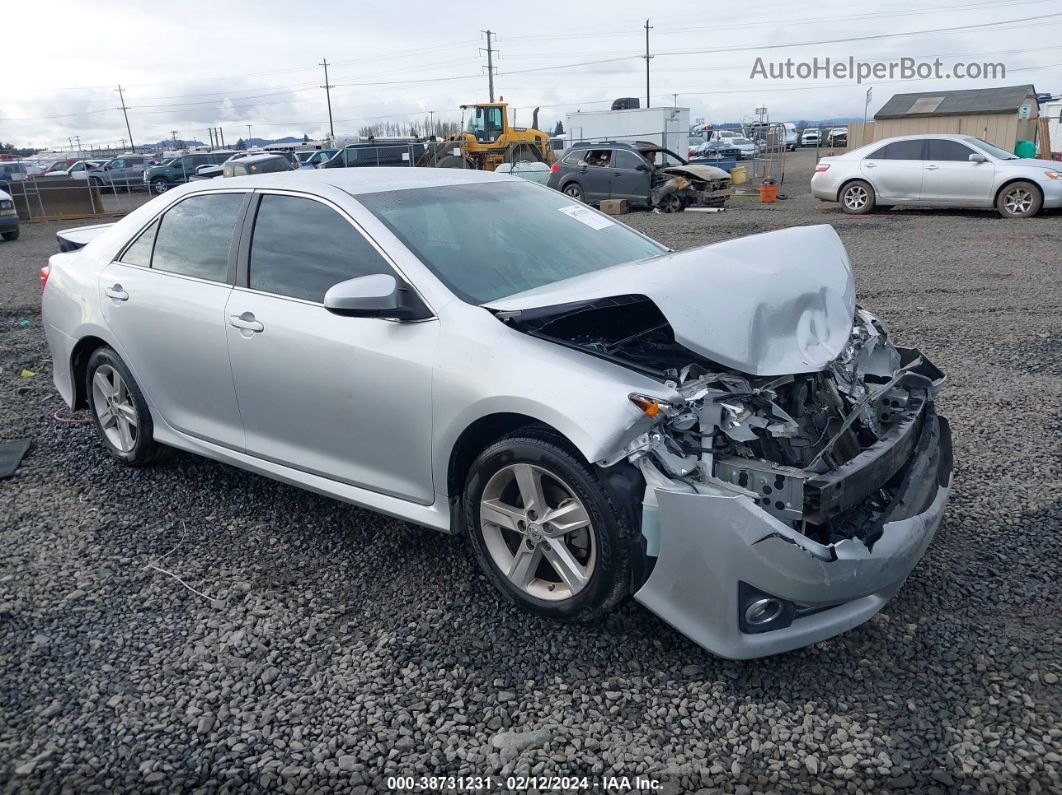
422, 102, 554, 170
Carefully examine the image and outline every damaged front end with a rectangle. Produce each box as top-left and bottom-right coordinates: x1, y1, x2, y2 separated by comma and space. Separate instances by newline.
654, 164, 732, 210
499, 294, 952, 658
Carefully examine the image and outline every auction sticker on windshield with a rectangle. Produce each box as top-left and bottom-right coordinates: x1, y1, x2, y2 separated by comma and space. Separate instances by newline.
558, 204, 615, 230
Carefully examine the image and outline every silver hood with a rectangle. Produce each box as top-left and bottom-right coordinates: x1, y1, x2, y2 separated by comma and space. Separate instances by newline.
486, 224, 856, 376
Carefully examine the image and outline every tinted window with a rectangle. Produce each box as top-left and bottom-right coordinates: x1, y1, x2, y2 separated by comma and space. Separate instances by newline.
926, 139, 976, 161
248, 195, 393, 302
871, 140, 924, 160
560, 150, 582, 164
614, 150, 647, 170
152, 193, 244, 281
119, 220, 158, 268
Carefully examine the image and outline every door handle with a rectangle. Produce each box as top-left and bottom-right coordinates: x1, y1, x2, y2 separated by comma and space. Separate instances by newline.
229, 313, 264, 333
105, 284, 129, 301
864, 162, 877, 169
925, 164, 940, 170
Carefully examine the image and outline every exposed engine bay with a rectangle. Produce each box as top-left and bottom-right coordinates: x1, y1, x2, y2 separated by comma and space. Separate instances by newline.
498, 295, 947, 550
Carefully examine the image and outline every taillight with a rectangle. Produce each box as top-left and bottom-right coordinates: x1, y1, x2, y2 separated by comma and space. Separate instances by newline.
40, 265, 51, 292
550, 163, 560, 172
814, 163, 831, 173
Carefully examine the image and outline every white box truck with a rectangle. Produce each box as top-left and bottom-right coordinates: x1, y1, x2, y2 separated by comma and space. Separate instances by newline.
564, 107, 690, 157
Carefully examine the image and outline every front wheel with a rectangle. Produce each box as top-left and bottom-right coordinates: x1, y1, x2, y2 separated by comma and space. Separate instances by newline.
463, 432, 635, 623
1, 229, 18, 241
86, 347, 165, 466
840, 180, 875, 214
996, 181, 1042, 218
150, 178, 170, 195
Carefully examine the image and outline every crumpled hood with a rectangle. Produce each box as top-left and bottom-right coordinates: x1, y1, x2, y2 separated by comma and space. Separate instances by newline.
662, 164, 730, 181
486, 224, 856, 376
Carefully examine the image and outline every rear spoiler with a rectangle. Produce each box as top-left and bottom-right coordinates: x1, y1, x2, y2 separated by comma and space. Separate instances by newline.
56, 222, 114, 252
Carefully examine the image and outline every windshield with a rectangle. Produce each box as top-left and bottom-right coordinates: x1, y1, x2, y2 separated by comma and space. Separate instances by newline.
731, 138, 752, 145
642, 148, 687, 167
358, 181, 667, 304
967, 138, 1018, 160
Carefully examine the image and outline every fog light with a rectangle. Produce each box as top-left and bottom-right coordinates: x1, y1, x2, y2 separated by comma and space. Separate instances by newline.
744, 597, 784, 626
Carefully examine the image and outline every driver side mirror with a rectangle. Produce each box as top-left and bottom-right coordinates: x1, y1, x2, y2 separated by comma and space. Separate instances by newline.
324, 274, 431, 321
968, 152, 987, 163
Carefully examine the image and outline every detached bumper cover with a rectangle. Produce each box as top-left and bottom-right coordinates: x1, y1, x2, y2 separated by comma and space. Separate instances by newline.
634, 408, 952, 659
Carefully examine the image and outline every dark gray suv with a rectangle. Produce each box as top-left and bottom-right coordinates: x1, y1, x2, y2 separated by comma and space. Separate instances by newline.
547, 141, 731, 211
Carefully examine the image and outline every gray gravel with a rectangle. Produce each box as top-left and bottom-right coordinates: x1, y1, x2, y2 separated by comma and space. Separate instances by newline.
1, 151, 1060, 793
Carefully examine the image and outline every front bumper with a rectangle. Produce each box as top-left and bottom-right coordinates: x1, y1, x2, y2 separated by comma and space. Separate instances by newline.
1041, 178, 1062, 209
0, 213, 19, 232
634, 405, 952, 659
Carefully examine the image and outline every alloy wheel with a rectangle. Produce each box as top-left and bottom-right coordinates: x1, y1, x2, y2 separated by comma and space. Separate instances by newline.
479, 463, 596, 601
91, 364, 139, 453
563, 184, 584, 202
1003, 187, 1033, 215
844, 185, 868, 210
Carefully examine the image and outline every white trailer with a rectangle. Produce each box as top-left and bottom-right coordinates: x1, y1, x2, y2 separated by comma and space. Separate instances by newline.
1043, 100, 1062, 156
564, 107, 690, 156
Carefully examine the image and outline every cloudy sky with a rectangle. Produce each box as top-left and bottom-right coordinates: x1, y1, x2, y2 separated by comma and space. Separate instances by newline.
3, 0, 1060, 149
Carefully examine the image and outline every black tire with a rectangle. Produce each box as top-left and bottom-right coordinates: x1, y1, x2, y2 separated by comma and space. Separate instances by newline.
996, 181, 1042, 218
660, 193, 685, 213
562, 181, 584, 202
462, 430, 636, 623
436, 154, 472, 169
1, 229, 18, 241
150, 178, 170, 195
85, 347, 165, 467
840, 180, 875, 214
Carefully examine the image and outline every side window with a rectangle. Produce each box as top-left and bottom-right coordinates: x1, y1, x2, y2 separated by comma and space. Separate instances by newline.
248, 195, 394, 303
926, 139, 975, 161
152, 193, 245, 282
119, 220, 159, 268
614, 150, 647, 170
560, 150, 582, 165
885, 140, 924, 160
584, 149, 612, 168
111, 160, 125, 169
866, 144, 891, 160
343, 148, 359, 166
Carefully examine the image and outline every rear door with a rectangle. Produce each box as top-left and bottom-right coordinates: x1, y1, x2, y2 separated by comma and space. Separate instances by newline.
99, 190, 250, 448
609, 149, 651, 203
224, 191, 438, 503
919, 138, 996, 206
861, 139, 925, 200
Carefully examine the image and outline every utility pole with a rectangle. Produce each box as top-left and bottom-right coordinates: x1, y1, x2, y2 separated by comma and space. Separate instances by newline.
208, 128, 215, 148
170, 131, 178, 146
115, 85, 135, 151
75, 135, 82, 154
320, 58, 335, 140
480, 30, 496, 102
219, 127, 226, 148
643, 20, 653, 109
428, 110, 435, 138
246, 124, 253, 145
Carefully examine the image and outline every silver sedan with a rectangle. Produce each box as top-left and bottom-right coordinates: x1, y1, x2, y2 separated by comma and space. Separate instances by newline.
811, 133, 1062, 217
42, 168, 952, 659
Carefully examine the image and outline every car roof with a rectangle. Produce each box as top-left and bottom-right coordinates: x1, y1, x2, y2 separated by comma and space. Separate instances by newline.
176, 165, 522, 195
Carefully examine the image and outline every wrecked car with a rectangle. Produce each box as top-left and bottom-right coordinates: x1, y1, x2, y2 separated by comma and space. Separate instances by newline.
42, 168, 951, 659
547, 140, 731, 212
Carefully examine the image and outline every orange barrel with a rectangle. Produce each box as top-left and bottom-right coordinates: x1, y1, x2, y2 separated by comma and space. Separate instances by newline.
760, 179, 778, 203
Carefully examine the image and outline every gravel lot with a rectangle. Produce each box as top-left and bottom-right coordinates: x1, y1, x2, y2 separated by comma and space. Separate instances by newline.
1, 151, 1059, 793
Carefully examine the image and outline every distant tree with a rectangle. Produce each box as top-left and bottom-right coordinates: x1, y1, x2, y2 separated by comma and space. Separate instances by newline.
552, 120, 564, 136
235, 138, 247, 150
796, 121, 809, 133
302, 133, 310, 143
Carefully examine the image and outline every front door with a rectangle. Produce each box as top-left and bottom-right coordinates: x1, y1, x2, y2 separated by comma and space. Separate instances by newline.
225, 192, 438, 504
577, 148, 614, 203
919, 138, 996, 206
609, 149, 652, 203
861, 139, 925, 201
99, 191, 249, 449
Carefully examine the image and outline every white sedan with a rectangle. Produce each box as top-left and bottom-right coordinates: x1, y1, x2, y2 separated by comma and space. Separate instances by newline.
811, 133, 1062, 217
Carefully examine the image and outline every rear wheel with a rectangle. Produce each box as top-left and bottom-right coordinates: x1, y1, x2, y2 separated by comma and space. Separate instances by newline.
86, 347, 164, 466
463, 432, 634, 623
840, 180, 875, 214
562, 182, 584, 202
996, 181, 1042, 218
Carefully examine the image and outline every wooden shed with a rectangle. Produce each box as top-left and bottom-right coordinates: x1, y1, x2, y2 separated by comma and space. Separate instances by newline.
847, 84, 1040, 152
